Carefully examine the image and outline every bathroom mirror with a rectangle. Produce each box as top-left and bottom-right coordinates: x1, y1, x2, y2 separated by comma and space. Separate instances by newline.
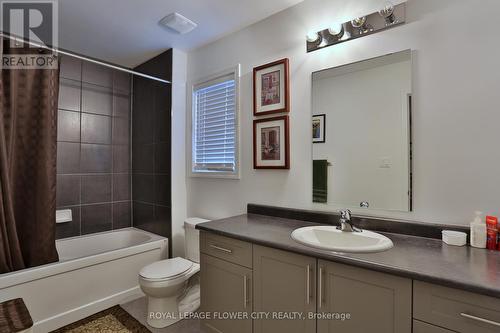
312, 50, 412, 212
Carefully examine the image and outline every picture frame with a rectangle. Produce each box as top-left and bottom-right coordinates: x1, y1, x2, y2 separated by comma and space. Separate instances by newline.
253, 58, 290, 116
253, 116, 290, 169
312, 114, 326, 143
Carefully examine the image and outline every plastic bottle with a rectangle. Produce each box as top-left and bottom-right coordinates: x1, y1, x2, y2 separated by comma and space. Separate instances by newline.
470, 211, 486, 248
486, 215, 498, 250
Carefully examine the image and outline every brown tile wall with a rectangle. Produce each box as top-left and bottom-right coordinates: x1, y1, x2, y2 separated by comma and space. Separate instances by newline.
56, 55, 131, 239
132, 50, 172, 247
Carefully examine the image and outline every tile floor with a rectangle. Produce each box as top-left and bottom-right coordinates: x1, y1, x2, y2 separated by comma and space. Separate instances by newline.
121, 297, 206, 333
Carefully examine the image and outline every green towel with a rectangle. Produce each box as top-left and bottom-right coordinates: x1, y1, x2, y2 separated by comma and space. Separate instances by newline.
313, 160, 328, 203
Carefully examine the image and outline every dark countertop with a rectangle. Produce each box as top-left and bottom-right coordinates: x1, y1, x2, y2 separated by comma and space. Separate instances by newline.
197, 213, 500, 299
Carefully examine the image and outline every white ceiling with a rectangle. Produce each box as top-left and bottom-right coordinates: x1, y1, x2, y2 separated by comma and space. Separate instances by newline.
57, 0, 304, 67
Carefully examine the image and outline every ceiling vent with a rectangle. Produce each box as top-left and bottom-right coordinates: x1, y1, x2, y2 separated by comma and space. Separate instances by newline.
159, 12, 198, 34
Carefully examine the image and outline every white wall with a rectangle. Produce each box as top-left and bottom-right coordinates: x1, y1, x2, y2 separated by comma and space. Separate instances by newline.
312, 58, 411, 211
185, 0, 500, 226
171, 49, 188, 257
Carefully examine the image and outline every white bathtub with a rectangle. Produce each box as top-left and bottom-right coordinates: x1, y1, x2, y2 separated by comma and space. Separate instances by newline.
0, 228, 168, 332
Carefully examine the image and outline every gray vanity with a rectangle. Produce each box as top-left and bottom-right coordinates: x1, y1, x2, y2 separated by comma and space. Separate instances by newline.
196, 205, 500, 333
198, 52, 500, 333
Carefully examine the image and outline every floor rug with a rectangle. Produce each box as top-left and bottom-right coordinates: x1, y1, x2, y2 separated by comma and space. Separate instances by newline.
50, 306, 150, 333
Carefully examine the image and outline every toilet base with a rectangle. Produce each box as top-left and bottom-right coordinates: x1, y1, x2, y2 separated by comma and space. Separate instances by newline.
146, 296, 181, 328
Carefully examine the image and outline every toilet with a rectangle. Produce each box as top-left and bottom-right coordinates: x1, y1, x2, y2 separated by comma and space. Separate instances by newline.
138, 217, 209, 328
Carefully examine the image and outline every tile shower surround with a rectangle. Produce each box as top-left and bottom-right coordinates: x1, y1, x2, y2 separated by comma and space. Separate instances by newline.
56, 55, 132, 239
131, 50, 172, 243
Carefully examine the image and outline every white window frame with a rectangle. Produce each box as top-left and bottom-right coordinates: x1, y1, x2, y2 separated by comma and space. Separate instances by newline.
189, 64, 241, 179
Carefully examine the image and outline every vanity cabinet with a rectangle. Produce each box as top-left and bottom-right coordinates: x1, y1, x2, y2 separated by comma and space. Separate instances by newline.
317, 260, 412, 333
199, 231, 500, 333
253, 245, 317, 333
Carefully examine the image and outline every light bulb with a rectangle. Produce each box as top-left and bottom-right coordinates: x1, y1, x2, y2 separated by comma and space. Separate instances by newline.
379, 1, 396, 24
328, 23, 344, 38
351, 17, 367, 28
379, 1, 395, 17
351, 16, 372, 33
306, 31, 320, 43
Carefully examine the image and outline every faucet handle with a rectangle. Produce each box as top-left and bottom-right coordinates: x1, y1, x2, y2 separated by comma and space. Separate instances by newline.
339, 209, 351, 220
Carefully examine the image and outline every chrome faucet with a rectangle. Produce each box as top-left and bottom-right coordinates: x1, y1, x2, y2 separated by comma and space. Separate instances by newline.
337, 209, 361, 232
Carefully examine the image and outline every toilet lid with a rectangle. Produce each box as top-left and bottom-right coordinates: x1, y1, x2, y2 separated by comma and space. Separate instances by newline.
140, 257, 193, 281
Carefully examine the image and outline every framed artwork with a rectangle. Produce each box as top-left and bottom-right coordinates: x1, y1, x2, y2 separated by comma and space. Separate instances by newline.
253, 58, 290, 116
253, 116, 290, 169
312, 114, 326, 143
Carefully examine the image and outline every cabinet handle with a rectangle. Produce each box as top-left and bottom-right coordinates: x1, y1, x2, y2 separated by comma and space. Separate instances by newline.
460, 313, 500, 327
209, 244, 233, 254
306, 265, 311, 304
318, 266, 324, 309
243, 275, 248, 309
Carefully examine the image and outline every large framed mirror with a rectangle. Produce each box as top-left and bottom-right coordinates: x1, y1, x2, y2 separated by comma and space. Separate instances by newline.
312, 50, 412, 212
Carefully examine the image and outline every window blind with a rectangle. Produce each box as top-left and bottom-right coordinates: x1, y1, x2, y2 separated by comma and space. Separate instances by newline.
193, 75, 236, 173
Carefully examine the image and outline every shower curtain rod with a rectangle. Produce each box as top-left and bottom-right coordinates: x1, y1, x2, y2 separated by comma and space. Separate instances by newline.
1, 33, 171, 84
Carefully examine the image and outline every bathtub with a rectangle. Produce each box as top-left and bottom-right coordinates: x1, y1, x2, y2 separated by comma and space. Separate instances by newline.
0, 228, 167, 332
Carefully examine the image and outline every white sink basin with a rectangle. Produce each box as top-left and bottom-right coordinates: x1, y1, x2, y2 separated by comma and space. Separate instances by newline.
291, 226, 393, 253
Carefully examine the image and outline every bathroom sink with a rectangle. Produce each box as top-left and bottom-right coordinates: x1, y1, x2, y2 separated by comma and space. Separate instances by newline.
291, 226, 393, 253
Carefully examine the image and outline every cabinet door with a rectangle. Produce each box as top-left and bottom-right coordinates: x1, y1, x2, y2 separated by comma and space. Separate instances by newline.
253, 245, 316, 333
317, 260, 411, 333
200, 254, 252, 333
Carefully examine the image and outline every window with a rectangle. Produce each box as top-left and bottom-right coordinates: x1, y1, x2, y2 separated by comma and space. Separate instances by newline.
191, 67, 239, 178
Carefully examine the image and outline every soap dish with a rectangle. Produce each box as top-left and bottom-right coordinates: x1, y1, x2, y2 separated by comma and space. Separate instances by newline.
442, 230, 467, 246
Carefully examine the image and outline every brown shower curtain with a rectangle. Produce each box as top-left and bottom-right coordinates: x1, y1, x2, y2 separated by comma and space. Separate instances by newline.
0, 39, 59, 273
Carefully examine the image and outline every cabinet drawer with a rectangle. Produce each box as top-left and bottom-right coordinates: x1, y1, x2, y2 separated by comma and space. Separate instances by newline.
413, 320, 456, 333
200, 231, 252, 268
414, 281, 500, 333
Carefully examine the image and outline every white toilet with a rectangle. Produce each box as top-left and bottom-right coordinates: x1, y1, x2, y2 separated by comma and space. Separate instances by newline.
138, 217, 209, 328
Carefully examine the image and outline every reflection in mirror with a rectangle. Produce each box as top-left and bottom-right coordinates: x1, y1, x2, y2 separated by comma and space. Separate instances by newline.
312, 50, 412, 212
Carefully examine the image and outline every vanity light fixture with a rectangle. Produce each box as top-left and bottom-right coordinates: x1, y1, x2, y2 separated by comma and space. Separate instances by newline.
306, 1, 406, 53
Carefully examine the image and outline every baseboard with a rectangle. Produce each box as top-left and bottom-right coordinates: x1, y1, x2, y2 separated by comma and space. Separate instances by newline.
32, 286, 145, 333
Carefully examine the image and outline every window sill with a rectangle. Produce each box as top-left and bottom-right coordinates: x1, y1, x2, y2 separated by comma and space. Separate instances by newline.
189, 172, 240, 180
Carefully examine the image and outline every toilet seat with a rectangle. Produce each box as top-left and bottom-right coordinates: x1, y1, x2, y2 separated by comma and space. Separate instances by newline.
140, 257, 193, 282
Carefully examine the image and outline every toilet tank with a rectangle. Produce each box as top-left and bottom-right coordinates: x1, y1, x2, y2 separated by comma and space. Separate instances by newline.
184, 217, 210, 263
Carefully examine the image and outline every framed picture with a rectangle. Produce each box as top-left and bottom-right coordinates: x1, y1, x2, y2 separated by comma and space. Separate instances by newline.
253, 116, 290, 169
312, 114, 326, 143
253, 58, 290, 116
